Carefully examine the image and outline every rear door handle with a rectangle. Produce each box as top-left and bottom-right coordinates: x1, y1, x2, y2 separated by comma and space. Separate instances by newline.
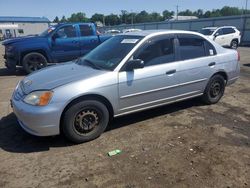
72, 40, 79, 44
90, 39, 98, 43
166, 69, 176, 75
208, 62, 216, 67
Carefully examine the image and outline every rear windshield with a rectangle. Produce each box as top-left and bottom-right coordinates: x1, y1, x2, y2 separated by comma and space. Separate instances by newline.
200, 29, 215, 35
78, 35, 143, 71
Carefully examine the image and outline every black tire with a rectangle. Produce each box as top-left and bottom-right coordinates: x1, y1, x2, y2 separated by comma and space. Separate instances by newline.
202, 75, 225, 105
62, 100, 109, 143
230, 40, 238, 49
22, 52, 47, 74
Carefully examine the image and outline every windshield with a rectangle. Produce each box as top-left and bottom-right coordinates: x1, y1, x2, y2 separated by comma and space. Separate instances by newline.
78, 35, 143, 71
200, 29, 215, 36
39, 26, 56, 37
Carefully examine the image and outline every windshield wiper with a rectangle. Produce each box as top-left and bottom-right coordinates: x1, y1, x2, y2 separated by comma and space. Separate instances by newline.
78, 58, 102, 70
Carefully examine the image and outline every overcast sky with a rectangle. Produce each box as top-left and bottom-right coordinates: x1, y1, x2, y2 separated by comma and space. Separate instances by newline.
0, 0, 247, 20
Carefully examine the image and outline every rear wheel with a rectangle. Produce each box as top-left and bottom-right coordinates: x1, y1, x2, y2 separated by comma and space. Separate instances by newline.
62, 100, 109, 143
22, 52, 47, 74
230, 40, 238, 49
202, 75, 225, 104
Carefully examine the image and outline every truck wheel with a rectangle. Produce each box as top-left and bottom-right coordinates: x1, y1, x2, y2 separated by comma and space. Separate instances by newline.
22, 52, 47, 74
62, 100, 109, 143
230, 40, 238, 49
201, 75, 225, 105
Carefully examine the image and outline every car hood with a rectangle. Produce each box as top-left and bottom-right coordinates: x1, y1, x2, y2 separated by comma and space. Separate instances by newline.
21, 62, 106, 94
2, 35, 44, 45
207, 35, 214, 39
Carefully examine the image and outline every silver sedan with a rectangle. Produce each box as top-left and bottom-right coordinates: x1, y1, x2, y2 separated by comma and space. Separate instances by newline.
11, 30, 240, 143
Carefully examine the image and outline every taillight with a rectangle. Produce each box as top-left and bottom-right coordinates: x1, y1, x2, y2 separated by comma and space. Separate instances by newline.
237, 50, 240, 61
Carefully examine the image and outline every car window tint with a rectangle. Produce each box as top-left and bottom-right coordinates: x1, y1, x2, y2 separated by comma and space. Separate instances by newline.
80, 25, 93, 36
134, 38, 175, 67
56, 25, 76, 38
204, 41, 217, 56
222, 28, 235, 34
178, 36, 206, 60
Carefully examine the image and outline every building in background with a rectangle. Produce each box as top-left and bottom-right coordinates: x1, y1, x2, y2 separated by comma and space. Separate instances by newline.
0, 16, 50, 40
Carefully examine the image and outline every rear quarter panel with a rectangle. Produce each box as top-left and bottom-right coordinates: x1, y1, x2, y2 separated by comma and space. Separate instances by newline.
217, 49, 240, 84
206, 38, 240, 84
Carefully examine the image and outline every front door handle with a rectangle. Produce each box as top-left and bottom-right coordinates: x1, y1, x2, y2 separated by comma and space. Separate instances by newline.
166, 69, 176, 75
72, 40, 79, 44
208, 62, 216, 67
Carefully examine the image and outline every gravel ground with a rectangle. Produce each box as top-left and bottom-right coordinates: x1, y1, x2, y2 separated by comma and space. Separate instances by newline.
0, 45, 250, 188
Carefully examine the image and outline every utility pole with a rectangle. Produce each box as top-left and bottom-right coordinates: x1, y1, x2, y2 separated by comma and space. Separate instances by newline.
176, 5, 179, 20
103, 15, 105, 26
246, 0, 249, 14
131, 10, 134, 26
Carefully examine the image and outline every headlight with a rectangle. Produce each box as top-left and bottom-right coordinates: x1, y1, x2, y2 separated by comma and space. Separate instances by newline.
15, 81, 20, 91
23, 91, 53, 106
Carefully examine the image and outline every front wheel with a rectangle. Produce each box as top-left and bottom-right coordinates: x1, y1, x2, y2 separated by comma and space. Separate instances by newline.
62, 100, 109, 143
22, 52, 48, 74
230, 40, 238, 49
202, 75, 225, 105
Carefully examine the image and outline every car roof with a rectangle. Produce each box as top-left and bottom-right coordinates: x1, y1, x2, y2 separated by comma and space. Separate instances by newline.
120, 29, 204, 37
56, 22, 95, 26
203, 26, 236, 30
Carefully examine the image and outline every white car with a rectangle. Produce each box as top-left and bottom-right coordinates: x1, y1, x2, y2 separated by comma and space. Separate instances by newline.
200, 26, 241, 49
105, 29, 121, 35
123, 28, 142, 33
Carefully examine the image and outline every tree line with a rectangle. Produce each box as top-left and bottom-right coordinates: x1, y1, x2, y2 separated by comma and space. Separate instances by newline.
53, 6, 250, 26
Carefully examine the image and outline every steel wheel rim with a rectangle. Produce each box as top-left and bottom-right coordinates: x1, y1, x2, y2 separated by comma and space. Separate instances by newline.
210, 81, 221, 98
26, 55, 46, 71
232, 41, 237, 49
73, 109, 100, 135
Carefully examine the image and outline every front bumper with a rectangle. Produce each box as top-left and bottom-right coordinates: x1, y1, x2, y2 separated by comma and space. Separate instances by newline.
3, 47, 18, 70
5, 58, 17, 71
11, 94, 64, 136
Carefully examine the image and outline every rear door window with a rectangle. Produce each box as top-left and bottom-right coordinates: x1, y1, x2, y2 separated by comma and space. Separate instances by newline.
222, 28, 235, 34
79, 25, 94, 36
204, 41, 217, 56
177, 34, 206, 60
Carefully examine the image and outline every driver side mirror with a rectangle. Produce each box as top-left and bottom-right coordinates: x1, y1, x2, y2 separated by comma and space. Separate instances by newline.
126, 59, 144, 71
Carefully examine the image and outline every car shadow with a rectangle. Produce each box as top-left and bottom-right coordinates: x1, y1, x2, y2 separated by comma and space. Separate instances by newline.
0, 67, 26, 76
107, 98, 203, 131
0, 113, 73, 153
0, 98, 203, 153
